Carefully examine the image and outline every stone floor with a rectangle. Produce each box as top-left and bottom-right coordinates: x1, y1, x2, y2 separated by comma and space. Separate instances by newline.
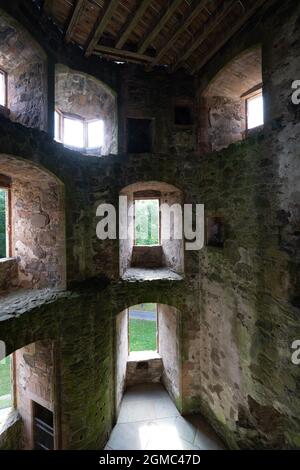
122, 268, 183, 282
105, 384, 225, 450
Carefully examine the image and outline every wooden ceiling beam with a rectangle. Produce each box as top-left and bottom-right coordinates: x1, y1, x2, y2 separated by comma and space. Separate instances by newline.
171, 0, 236, 71
65, 0, 87, 43
192, 0, 267, 74
149, 0, 208, 67
85, 0, 120, 57
93, 45, 153, 63
138, 0, 183, 54
115, 0, 153, 49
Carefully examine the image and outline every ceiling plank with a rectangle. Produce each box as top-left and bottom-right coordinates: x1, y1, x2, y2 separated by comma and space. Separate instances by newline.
192, 0, 267, 74
85, 0, 120, 57
149, 0, 208, 67
138, 0, 183, 54
65, 0, 87, 43
171, 0, 236, 71
115, 0, 153, 49
93, 45, 153, 63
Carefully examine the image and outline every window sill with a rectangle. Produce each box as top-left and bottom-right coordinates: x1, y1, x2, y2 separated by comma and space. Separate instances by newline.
128, 351, 161, 362
0, 257, 16, 264
122, 267, 183, 281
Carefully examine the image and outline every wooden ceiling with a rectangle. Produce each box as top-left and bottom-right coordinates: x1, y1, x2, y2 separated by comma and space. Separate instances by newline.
43, 0, 268, 74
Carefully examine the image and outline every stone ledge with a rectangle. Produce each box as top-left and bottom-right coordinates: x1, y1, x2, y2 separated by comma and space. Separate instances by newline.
127, 350, 161, 362
0, 288, 76, 320
122, 267, 183, 282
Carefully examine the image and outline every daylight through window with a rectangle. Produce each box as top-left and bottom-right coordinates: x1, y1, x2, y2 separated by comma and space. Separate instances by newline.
134, 199, 160, 246
128, 304, 158, 352
55, 111, 104, 150
0, 70, 6, 107
247, 92, 264, 130
0, 355, 12, 411
0, 188, 8, 259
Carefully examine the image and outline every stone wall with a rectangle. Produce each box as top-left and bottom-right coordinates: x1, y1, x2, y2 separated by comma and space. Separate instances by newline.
0, 0, 299, 452
0, 258, 18, 294
115, 309, 128, 416
0, 410, 23, 450
158, 304, 182, 410
126, 352, 163, 387
15, 341, 55, 449
0, 154, 66, 292
0, 9, 47, 131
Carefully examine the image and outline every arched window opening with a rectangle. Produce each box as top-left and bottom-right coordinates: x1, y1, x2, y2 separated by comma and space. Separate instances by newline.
55, 65, 117, 156
120, 182, 184, 281
0, 10, 47, 130
0, 156, 66, 294
199, 45, 263, 155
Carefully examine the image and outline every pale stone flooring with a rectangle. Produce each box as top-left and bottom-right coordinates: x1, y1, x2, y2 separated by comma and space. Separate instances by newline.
105, 384, 225, 450
122, 268, 183, 281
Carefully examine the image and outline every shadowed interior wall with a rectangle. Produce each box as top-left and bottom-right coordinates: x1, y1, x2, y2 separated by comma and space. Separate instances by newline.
0, 155, 66, 291
15, 341, 55, 449
0, 10, 47, 130
198, 46, 262, 155
115, 309, 128, 416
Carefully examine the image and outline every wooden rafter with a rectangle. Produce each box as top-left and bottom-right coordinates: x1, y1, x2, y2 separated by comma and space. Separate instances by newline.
149, 0, 208, 68
85, 0, 120, 57
192, 0, 267, 74
93, 45, 153, 63
138, 0, 183, 54
65, 0, 87, 43
172, 0, 236, 71
115, 0, 153, 49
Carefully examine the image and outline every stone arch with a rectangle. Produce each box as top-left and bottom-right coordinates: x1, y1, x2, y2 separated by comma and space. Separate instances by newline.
55, 64, 118, 156
119, 181, 184, 279
0, 154, 66, 292
199, 44, 262, 154
0, 9, 47, 130
115, 302, 183, 415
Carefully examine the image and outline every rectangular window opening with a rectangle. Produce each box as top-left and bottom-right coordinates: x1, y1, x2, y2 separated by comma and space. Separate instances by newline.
63, 116, 84, 149
127, 118, 153, 153
0, 70, 7, 108
33, 401, 54, 450
174, 105, 193, 126
247, 91, 264, 130
0, 188, 9, 259
54, 111, 104, 152
134, 198, 160, 246
0, 354, 12, 411
87, 119, 104, 149
128, 304, 158, 353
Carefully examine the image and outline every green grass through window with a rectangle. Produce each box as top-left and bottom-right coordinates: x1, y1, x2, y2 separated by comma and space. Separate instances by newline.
0, 189, 7, 258
129, 304, 157, 352
0, 355, 12, 410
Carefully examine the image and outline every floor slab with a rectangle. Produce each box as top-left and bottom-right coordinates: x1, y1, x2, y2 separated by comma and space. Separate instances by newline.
106, 384, 225, 450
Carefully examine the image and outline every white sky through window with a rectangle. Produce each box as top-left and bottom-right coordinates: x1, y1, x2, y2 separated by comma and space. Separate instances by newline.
88, 120, 104, 148
64, 117, 84, 148
247, 93, 264, 129
0, 72, 6, 107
